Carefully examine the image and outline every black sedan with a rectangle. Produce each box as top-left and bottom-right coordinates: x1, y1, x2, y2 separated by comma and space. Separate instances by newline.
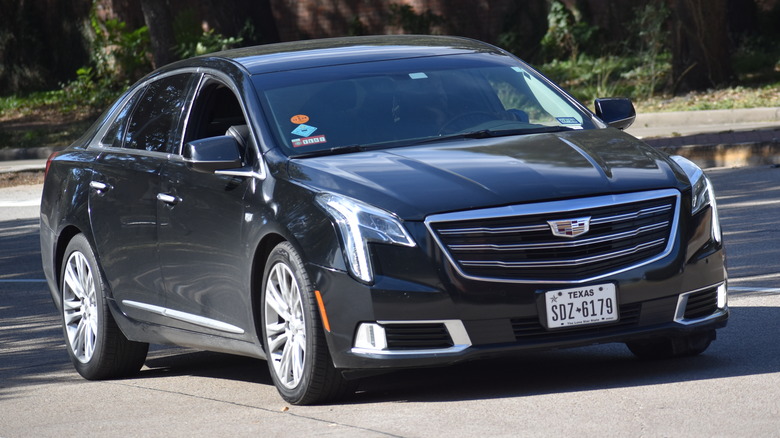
40, 35, 727, 405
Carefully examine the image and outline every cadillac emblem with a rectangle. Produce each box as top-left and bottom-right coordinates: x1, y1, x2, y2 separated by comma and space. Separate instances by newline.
548, 217, 591, 238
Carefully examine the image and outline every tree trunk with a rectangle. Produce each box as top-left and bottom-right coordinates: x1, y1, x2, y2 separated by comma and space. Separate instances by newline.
671, 0, 734, 93
140, 0, 177, 68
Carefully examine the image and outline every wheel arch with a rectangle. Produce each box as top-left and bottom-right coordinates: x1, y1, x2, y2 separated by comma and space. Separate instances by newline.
249, 232, 287, 346
53, 225, 84, 303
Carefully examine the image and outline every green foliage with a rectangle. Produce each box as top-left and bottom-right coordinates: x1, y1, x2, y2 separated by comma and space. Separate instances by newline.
173, 9, 244, 59
629, 1, 671, 98
388, 3, 444, 35
47, 3, 153, 113
542, 55, 630, 102
540, 1, 597, 61
348, 16, 369, 36
175, 29, 243, 58
732, 35, 780, 81
538, 1, 673, 106
89, 11, 152, 83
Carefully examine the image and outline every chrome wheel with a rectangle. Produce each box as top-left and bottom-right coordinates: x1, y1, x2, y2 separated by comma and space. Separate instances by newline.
63, 250, 98, 363
264, 261, 306, 389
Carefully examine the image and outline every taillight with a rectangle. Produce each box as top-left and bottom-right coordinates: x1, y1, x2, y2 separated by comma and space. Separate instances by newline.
44, 151, 60, 177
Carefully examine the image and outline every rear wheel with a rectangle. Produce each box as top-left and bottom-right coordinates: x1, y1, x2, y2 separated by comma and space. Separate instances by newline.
261, 242, 352, 405
626, 330, 715, 360
60, 234, 148, 379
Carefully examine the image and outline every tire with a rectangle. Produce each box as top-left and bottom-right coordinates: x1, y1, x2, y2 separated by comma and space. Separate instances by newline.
626, 330, 715, 360
261, 242, 352, 405
60, 234, 148, 380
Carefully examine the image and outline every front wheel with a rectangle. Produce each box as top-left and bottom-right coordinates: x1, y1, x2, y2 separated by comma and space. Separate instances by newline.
261, 242, 352, 404
60, 234, 148, 380
626, 330, 715, 360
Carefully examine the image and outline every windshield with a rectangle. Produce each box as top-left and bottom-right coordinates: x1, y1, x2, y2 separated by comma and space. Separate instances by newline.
254, 53, 596, 156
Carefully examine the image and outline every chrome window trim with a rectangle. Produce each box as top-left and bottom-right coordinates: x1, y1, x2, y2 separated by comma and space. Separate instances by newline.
425, 189, 681, 285
88, 66, 268, 180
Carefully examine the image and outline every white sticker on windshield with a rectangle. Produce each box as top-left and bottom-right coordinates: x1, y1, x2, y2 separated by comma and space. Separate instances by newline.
409, 72, 428, 79
557, 117, 581, 125
292, 124, 317, 137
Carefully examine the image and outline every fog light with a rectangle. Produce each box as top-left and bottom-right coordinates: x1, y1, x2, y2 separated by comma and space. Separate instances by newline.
717, 283, 728, 309
354, 323, 387, 351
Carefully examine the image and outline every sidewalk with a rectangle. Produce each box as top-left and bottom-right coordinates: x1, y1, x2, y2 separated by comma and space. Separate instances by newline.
1, 107, 779, 171
626, 107, 780, 168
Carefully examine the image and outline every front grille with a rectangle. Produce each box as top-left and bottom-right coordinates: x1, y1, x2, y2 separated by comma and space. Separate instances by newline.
511, 303, 642, 341
384, 323, 454, 349
426, 190, 679, 282
684, 287, 719, 319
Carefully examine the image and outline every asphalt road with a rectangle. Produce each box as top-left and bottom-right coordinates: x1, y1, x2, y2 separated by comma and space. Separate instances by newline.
1, 166, 779, 437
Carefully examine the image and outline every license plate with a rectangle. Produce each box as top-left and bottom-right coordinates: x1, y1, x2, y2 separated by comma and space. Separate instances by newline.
545, 283, 618, 329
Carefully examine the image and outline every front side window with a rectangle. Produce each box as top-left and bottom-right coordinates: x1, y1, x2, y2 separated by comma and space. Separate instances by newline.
183, 78, 252, 162
124, 73, 193, 153
255, 53, 595, 157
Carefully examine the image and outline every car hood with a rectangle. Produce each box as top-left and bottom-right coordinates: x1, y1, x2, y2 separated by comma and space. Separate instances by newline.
287, 128, 687, 220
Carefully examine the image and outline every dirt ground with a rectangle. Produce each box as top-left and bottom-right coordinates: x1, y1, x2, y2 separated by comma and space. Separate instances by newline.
0, 170, 45, 188
0, 105, 97, 150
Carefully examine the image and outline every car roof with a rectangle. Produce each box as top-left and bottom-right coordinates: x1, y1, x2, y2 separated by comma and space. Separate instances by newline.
202, 35, 504, 76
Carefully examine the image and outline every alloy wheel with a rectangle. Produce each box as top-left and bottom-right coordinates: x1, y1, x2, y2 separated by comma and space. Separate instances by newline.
62, 250, 99, 364
264, 261, 307, 389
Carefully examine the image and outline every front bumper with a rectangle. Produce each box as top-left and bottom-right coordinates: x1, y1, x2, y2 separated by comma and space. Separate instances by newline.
310, 244, 727, 370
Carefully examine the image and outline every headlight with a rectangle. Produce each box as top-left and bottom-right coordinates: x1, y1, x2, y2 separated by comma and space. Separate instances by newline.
316, 193, 416, 283
671, 155, 722, 243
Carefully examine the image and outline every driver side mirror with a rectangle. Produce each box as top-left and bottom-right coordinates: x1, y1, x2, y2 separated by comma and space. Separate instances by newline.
594, 98, 636, 130
183, 136, 243, 173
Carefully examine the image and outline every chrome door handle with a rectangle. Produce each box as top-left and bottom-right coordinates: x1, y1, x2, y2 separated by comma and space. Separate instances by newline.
156, 193, 181, 205
89, 181, 109, 192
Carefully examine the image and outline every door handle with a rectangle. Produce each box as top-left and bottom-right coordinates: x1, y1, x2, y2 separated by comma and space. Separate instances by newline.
89, 181, 110, 193
156, 193, 181, 205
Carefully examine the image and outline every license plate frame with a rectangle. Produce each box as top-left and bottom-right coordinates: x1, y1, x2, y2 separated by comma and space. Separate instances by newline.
544, 283, 618, 329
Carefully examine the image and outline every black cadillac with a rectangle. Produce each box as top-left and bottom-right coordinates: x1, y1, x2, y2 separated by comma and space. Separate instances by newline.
40, 35, 727, 404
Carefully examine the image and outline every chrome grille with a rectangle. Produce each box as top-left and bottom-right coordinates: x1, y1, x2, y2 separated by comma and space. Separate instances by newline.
425, 190, 680, 283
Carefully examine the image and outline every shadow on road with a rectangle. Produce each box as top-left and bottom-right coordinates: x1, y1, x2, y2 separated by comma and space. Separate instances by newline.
3, 285, 777, 405
2, 170, 778, 404
0, 218, 42, 279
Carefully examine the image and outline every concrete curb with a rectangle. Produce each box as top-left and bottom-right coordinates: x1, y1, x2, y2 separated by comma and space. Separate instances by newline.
655, 141, 780, 168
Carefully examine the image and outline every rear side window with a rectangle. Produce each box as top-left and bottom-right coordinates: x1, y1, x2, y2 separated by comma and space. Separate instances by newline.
124, 74, 193, 153
100, 92, 140, 148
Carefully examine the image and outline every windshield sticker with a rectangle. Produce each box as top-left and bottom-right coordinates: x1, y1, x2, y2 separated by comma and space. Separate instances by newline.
292, 135, 327, 148
292, 124, 317, 137
409, 72, 428, 79
556, 117, 581, 125
290, 114, 310, 124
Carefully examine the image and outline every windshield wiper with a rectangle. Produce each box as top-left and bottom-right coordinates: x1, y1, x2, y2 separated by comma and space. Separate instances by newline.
290, 144, 368, 158
413, 125, 574, 146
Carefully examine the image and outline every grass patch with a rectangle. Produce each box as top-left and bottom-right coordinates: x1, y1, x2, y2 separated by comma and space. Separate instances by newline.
634, 82, 780, 113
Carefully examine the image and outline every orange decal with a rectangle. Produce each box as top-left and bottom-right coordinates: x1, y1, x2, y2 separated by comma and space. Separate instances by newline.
290, 114, 310, 124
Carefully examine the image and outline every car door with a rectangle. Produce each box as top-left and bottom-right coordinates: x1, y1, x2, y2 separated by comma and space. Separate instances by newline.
89, 72, 195, 324
156, 76, 256, 337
